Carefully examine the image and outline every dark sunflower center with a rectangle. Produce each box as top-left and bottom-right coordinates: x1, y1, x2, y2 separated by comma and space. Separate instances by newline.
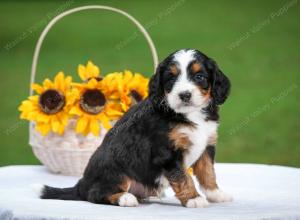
130, 90, 143, 104
80, 89, 106, 114
39, 89, 65, 114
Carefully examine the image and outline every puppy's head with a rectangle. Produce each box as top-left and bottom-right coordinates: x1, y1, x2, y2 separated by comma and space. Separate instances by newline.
149, 49, 230, 113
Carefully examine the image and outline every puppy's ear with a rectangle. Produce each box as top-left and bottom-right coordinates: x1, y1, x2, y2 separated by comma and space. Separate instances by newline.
149, 62, 165, 101
207, 58, 231, 105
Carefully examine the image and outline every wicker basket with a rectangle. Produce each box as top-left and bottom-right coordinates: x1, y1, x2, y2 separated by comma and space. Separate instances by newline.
29, 5, 158, 176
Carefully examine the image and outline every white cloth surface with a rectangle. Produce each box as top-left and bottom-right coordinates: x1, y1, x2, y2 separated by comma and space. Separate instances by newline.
0, 164, 300, 220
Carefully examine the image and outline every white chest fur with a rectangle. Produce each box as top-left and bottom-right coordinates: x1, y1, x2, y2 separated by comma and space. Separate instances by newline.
180, 111, 218, 168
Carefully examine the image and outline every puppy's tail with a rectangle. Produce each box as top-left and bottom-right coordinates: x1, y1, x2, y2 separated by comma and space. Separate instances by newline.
31, 183, 81, 200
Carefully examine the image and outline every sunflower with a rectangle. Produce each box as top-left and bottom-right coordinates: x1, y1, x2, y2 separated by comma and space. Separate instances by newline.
70, 78, 123, 136
109, 70, 149, 111
19, 72, 75, 136
78, 61, 101, 81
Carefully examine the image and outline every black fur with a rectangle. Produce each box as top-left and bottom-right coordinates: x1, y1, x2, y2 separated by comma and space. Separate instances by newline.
41, 185, 81, 200
205, 58, 231, 105
41, 49, 231, 204
206, 145, 216, 162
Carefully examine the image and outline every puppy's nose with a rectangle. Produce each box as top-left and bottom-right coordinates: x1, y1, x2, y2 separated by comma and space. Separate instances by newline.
179, 91, 192, 102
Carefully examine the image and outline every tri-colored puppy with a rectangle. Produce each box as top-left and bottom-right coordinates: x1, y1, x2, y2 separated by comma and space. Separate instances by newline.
38, 49, 232, 208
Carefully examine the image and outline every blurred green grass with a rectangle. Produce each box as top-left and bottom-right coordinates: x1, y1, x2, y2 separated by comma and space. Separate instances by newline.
0, 0, 299, 167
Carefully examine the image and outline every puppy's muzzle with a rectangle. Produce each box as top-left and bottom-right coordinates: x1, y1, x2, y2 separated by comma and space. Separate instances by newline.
179, 91, 192, 103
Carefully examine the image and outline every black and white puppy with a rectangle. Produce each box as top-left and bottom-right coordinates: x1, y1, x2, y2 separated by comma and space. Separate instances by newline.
39, 49, 232, 208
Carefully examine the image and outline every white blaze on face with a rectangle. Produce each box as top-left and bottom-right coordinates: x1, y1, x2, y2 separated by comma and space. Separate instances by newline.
166, 50, 209, 113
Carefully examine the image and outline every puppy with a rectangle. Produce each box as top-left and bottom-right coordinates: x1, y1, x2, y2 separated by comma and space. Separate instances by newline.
39, 49, 232, 208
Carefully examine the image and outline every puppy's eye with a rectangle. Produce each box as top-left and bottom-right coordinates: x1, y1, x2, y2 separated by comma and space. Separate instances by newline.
195, 74, 209, 89
195, 74, 206, 82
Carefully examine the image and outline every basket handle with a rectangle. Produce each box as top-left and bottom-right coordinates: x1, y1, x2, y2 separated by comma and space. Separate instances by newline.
30, 5, 159, 96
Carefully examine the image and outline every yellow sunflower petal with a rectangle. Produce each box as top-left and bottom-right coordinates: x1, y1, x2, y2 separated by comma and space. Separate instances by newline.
59, 74, 72, 93
43, 78, 54, 89
86, 78, 98, 89
123, 70, 133, 83
78, 64, 87, 81
76, 116, 89, 133
27, 111, 38, 120
82, 125, 90, 136
60, 114, 69, 126
18, 100, 36, 112
99, 114, 111, 130
69, 105, 83, 116
51, 116, 61, 133
105, 103, 124, 117
54, 72, 65, 92
31, 84, 44, 94
20, 112, 28, 120
57, 123, 65, 135
36, 113, 50, 123
121, 102, 129, 112
87, 61, 100, 77
64, 76, 72, 91
89, 119, 100, 136
28, 95, 39, 102
106, 109, 123, 117
35, 122, 51, 136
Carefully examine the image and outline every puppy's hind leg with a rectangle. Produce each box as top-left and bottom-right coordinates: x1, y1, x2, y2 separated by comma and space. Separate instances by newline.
111, 192, 139, 207
88, 176, 139, 207
109, 176, 139, 207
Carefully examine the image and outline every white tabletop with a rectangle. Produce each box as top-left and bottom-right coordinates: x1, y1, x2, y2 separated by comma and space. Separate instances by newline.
0, 164, 300, 220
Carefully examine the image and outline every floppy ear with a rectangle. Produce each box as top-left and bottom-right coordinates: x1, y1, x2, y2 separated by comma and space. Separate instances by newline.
148, 62, 165, 102
207, 59, 231, 105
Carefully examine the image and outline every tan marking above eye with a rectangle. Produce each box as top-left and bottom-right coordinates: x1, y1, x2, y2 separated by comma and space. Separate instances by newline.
170, 64, 179, 75
191, 62, 201, 73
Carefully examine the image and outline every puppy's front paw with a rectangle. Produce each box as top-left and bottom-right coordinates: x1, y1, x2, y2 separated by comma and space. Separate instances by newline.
204, 189, 233, 203
185, 196, 209, 208
118, 193, 139, 207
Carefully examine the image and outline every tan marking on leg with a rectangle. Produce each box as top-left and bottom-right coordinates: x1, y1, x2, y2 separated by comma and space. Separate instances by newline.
193, 149, 218, 190
107, 192, 125, 204
119, 176, 131, 192
106, 176, 131, 204
169, 125, 194, 151
193, 148, 233, 203
168, 171, 199, 205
